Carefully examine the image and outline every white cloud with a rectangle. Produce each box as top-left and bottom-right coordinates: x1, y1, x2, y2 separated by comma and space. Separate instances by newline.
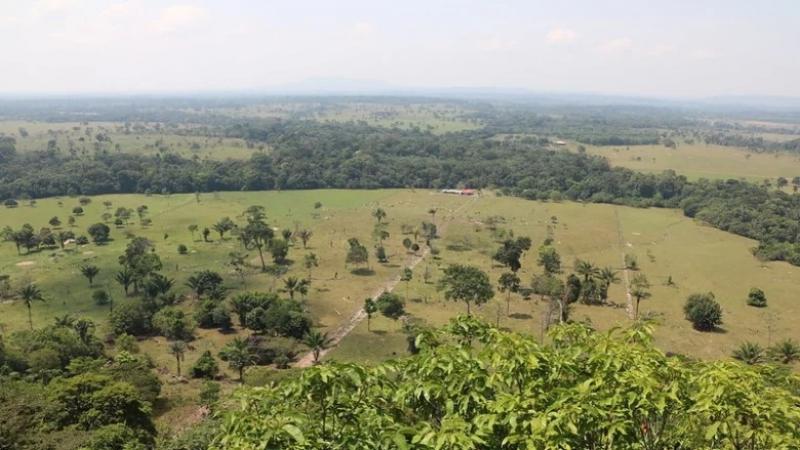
476, 35, 517, 51
32, 0, 81, 16
150, 4, 208, 34
597, 37, 633, 54
546, 27, 577, 44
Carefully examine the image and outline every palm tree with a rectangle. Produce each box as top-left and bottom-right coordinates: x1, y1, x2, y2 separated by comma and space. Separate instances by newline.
428, 208, 437, 223
304, 253, 319, 279
372, 207, 387, 224
598, 267, 620, 303
19, 284, 45, 330
73, 319, 95, 345
115, 268, 134, 296
53, 314, 76, 328
364, 298, 377, 331
169, 340, 187, 377
219, 337, 255, 382
298, 229, 313, 249
732, 341, 766, 365
303, 330, 333, 364
80, 265, 100, 286
768, 339, 800, 364
188, 224, 199, 241
282, 277, 310, 300
574, 260, 598, 282
629, 273, 651, 320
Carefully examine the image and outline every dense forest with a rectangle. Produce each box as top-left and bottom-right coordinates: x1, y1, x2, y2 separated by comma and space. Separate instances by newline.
3, 119, 800, 265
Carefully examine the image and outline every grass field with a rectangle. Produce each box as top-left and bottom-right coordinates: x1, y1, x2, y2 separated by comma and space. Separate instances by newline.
0, 120, 258, 160
2, 189, 800, 426
577, 141, 800, 182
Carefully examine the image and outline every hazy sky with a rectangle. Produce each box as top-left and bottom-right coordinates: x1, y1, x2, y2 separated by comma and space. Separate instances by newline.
1, 0, 798, 97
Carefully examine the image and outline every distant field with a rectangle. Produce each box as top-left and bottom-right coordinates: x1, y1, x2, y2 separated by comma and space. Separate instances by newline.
3, 189, 800, 426
315, 103, 480, 134
0, 120, 259, 160
578, 141, 800, 182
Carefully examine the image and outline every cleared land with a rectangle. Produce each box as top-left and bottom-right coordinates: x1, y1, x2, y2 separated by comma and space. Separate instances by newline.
0, 120, 258, 160
577, 141, 800, 182
3, 189, 800, 426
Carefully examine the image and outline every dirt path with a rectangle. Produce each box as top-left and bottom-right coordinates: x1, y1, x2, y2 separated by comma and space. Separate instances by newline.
614, 208, 635, 319
294, 195, 478, 367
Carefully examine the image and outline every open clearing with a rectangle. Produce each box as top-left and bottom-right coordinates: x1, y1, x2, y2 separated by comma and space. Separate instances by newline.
578, 141, 800, 182
2, 189, 800, 426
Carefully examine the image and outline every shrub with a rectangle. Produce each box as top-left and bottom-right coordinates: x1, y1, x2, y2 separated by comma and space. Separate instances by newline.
177, 244, 188, 255
92, 289, 110, 306
152, 307, 194, 340
376, 291, 405, 319
746, 287, 767, 307
109, 302, 152, 336
684, 292, 723, 331
191, 351, 220, 379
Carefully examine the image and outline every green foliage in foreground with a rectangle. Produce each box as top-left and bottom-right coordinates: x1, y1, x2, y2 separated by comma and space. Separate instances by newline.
215, 317, 800, 449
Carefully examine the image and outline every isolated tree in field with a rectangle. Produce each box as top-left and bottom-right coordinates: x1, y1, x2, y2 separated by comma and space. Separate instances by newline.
304, 253, 319, 278
400, 267, 413, 300
188, 224, 198, 240
19, 283, 45, 330
115, 268, 134, 296
49, 216, 61, 227
269, 239, 290, 265
219, 337, 255, 382
372, 207, 387, 224
213, 217, 235, 240
732, 341, 766, 365
169, 340, 187, 377
428, 208, 437, 222
402, 237, 413, 253
297, 229, 313, 248
72, 206, 84, 216
243, 205, 267, 223
303, 330, 333, 364
68, 216, 76, 227
684, 292, 723, 331
630, 273, 651, 320
102, 200, 112, 210
114, 207, 132, 224
345, 238, 369, 268
498, 272, 521, 315
747, 287, 767, 307
241, 220, 274, 271
438, 264, 494, 315
202, 227, 211, 242
493, 237, 532, 273
80, 264, 100, 286
364, 298, 378, 331
375, 291, 405, 319
87, 222, 111, 243
768, 339, 800, 364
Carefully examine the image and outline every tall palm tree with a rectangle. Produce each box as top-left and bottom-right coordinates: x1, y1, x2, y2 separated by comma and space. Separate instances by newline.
19, 284, 45, 330
303, 330, 333, 364
115, 268, 134, 296
169, 340, 187, 377
80, 265, 100, 286
598, 267, 620, 303
73, 319, 95, 345
629, 273, 651, 320
282, 277, 310, 300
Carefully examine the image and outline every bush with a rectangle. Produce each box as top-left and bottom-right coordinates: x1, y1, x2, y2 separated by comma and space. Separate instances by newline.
76, 235, 89, 245
177, 244, 188, 255
152, 307, 194, 340
191, 351, 220, 379
684, 292, 723, 331
376, 291, 405, 319
746, 287, 767, 307
92, 289, 110, 306
195, 300, 232, 330
109, 302, 152, 336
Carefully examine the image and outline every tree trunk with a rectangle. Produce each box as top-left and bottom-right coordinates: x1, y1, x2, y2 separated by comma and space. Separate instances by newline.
466, 300, 471, 316
507, 292, 511, 316
257, 247, 266, 271
27, 304, 33, 330
176, 357, 181, 377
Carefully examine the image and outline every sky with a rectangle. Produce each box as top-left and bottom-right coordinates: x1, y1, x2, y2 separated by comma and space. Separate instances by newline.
0, 0, 799, 98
